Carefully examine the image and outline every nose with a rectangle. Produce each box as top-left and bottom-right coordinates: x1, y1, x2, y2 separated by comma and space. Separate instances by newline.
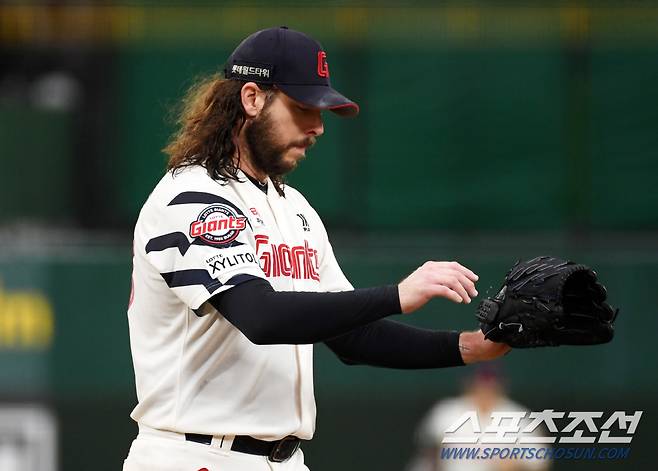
307, 111, 324, 137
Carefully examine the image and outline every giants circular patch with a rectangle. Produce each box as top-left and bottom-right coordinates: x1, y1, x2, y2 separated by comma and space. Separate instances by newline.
189, 204, 247, 245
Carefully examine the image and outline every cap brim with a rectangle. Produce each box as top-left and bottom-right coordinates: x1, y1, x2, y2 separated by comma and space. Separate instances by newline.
277, 84, 359, 117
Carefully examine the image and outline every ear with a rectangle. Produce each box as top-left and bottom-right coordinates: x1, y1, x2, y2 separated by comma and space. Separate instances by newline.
241, 82, 268, 118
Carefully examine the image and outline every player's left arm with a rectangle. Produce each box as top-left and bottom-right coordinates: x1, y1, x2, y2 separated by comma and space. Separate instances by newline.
300, 198, 509, 366
324, 320, 508, 369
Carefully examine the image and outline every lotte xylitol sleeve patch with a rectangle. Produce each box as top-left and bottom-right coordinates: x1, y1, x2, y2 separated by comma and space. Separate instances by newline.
143, 191, 266, 309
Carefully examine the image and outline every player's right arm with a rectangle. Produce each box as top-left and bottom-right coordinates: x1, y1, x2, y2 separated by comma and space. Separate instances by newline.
211, 261, 511, 367
210, 261, 478, 345
212, 270, 509, 367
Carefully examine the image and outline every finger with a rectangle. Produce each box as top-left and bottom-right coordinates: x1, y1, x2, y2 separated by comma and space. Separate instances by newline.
460, 273, 478, 298
446, 261, 479, 282
431, 285, 463, 304
435, 275, 471, 304
426, 263, 477, 297
453, 270, 478, 298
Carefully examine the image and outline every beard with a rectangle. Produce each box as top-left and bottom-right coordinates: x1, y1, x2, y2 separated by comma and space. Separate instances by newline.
244, 107, 315, 178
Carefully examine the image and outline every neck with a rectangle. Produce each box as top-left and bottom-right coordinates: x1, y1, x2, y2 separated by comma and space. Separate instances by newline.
240, 160, 267, 184
235, 138, 267, 183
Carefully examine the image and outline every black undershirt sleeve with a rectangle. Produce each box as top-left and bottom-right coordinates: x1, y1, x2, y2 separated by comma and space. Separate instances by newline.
209, 278, 465, 369
324, 320, 464, 369
210, 278, 401, 345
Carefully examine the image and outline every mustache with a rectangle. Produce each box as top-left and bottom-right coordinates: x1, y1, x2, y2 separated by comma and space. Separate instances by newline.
288, 136, 316, 149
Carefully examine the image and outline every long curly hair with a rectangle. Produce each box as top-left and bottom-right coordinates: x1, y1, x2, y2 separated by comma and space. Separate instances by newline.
163, 74, 282, 193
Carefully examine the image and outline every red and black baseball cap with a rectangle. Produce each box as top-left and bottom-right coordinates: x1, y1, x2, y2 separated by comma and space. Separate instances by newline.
224, 26, 359, 117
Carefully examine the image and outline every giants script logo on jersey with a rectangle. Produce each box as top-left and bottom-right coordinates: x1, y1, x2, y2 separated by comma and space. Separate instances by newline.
189, 204, 247, 245
255, 234, 320, 281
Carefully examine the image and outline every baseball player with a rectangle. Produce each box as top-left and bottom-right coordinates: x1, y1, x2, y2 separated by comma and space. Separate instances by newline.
407, 365, 549, 471
123, 26, 510, 471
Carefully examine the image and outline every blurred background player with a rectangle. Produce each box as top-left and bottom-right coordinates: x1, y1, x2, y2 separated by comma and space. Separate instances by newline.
406, 364, 549, 471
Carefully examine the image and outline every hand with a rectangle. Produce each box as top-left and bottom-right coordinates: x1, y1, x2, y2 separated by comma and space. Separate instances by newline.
458, 330, 512, 364
398, 261, 479, 314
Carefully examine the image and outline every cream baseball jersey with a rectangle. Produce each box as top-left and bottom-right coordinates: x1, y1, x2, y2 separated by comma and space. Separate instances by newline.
127, 165, 352, 440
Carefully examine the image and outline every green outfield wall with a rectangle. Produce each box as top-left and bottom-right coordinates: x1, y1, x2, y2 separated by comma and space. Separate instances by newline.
1, 5, 657, 230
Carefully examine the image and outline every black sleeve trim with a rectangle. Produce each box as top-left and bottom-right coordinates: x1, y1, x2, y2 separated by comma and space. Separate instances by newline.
325, 320, 464, 369
161, 269, 223, 293
146, 232, 193, 255
209, 278, 401, 345
146, 232, 246, 256
225, 273, 262, 286
168, 191, 241, 211
168, 191, 251, 226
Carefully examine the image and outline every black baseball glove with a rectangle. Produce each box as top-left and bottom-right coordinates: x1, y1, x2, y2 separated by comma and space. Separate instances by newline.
475, 256, 618, 348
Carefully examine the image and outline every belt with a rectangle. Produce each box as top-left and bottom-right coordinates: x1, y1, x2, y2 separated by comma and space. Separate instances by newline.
185, 433, 302, 463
